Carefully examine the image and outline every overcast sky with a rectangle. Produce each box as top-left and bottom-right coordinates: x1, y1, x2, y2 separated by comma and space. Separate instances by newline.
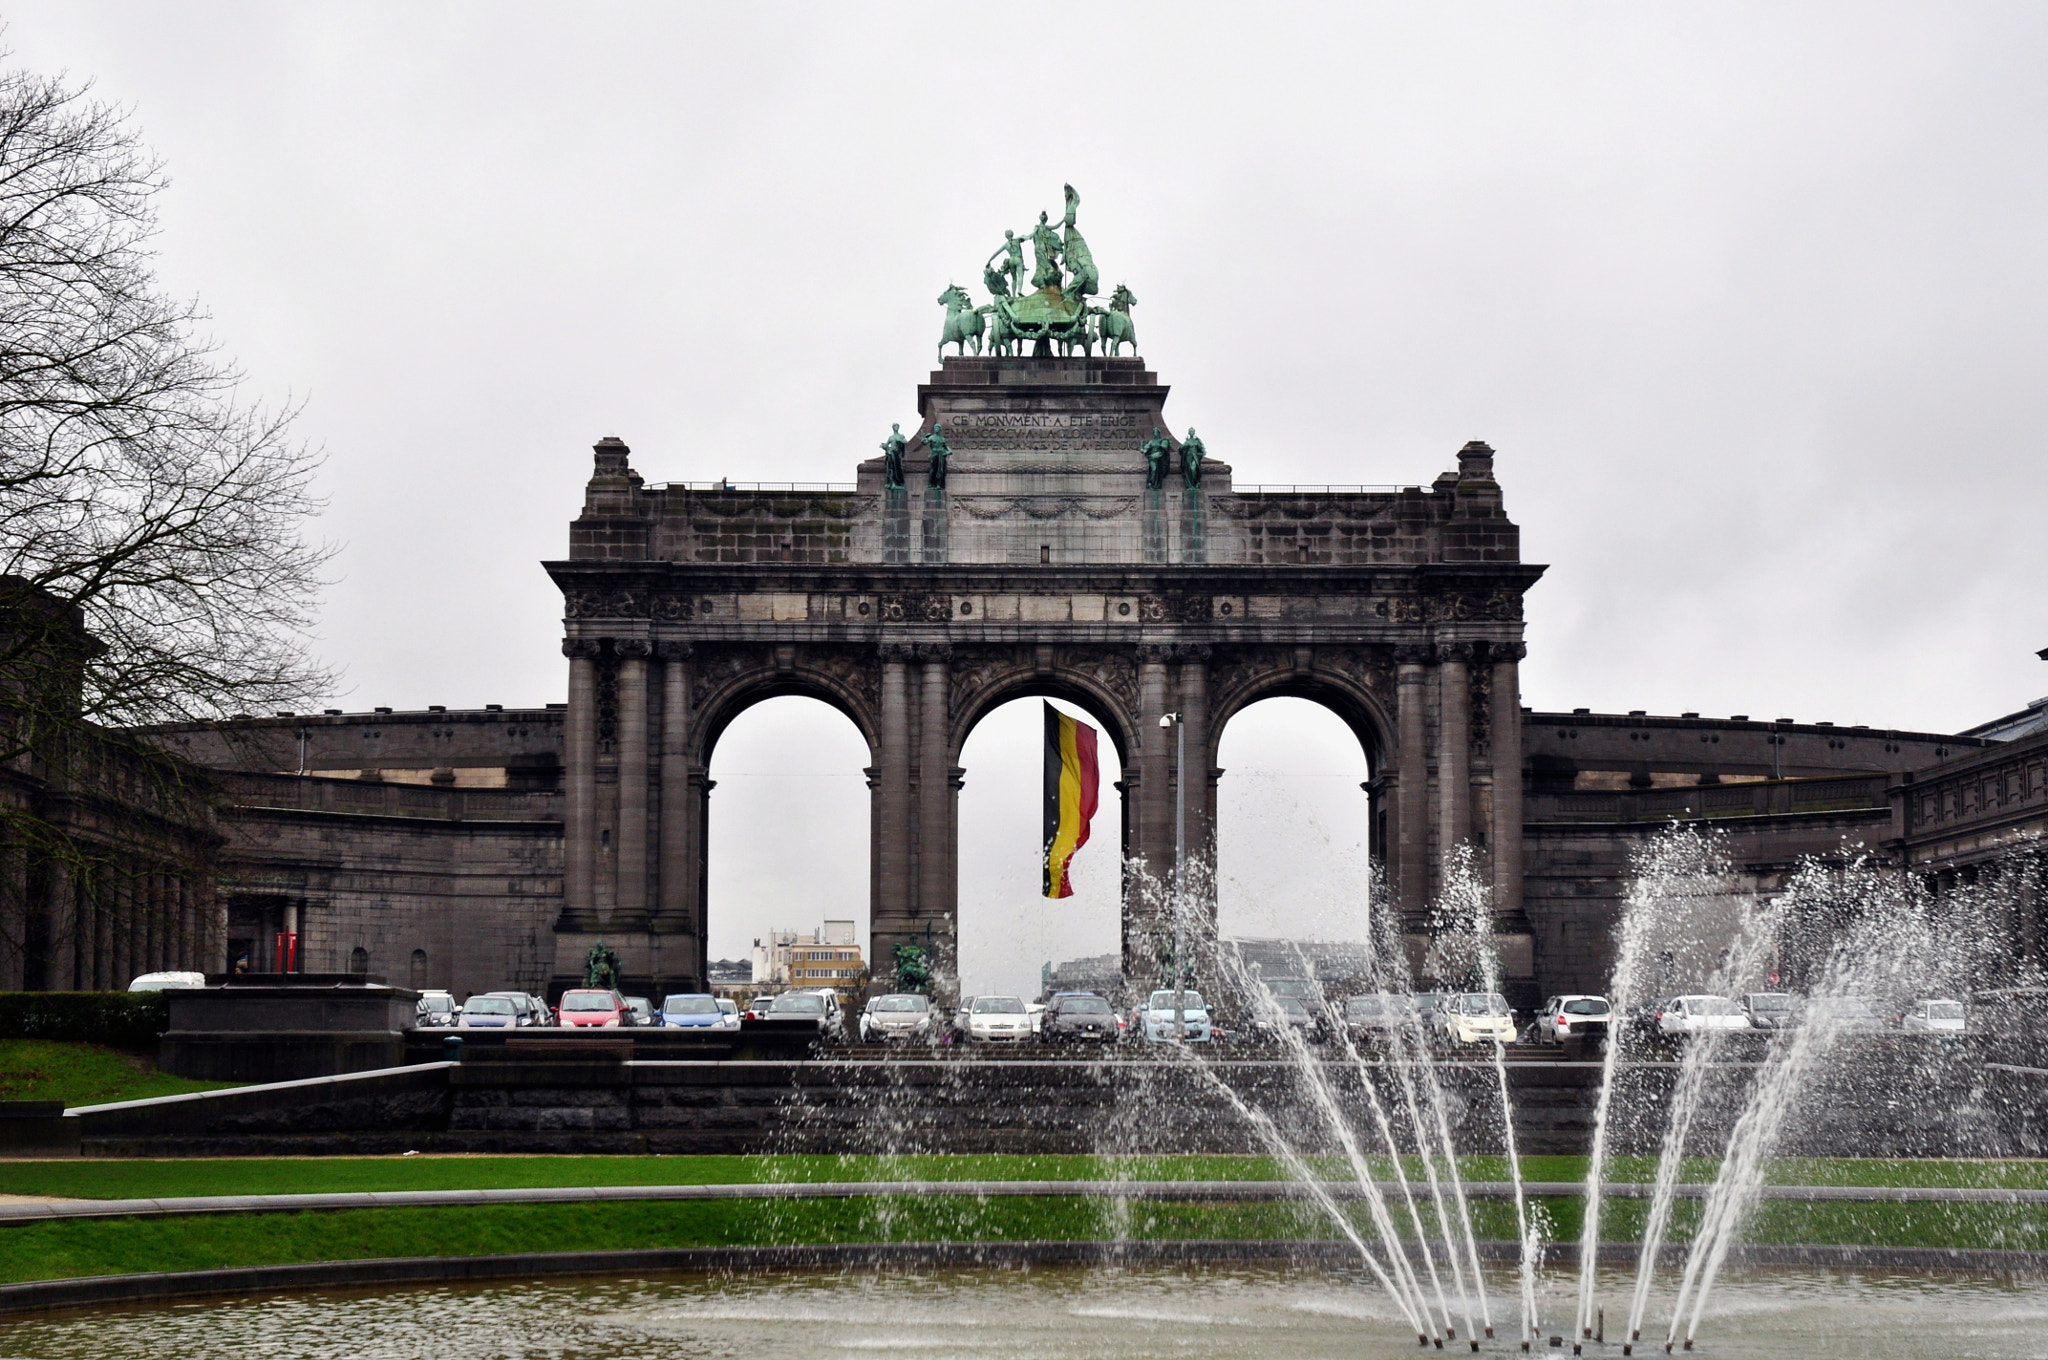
10, 5, 2045, 995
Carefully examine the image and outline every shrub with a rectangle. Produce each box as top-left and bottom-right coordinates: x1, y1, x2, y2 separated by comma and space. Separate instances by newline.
0, 992, 168, 1049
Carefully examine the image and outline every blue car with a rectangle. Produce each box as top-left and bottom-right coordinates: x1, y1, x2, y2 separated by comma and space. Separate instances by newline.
660, 993, 726, 1029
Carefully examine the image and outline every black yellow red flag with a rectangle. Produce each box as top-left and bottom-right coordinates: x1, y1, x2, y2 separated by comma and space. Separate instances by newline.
1042, 703, 1100, 898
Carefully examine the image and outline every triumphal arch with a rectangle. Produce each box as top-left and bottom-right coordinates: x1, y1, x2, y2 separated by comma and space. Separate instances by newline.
545, 187, 1541, 999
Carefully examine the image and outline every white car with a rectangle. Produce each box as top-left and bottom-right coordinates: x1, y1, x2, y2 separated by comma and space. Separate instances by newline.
861, 993, 938, 1042
716, 998, 741, 1029
1138, 989, 1211, 1043
1533, 994, 1611, 1046
965, 994, 1033, 1041
1443, 992, 1517, 1045
128, 971, 205, 991
1900, 998, 1965, 1034
1657, 995, 1749, 1036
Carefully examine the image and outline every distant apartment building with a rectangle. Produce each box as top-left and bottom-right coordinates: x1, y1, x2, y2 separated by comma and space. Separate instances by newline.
751, 920, 864, 993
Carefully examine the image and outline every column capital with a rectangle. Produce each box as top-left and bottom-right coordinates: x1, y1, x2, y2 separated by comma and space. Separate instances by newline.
615, 638, 653, 660
655, 640, 693, 662
1174, 643, 1213, 662
913, 642, 953, 663
879, 642, 916, 663
1135, 643, 1173, 664
1435, 640, 1479, 665
1393, 643, 1433, 668
1489, 640, 1528, 664
562, 637, 602, 660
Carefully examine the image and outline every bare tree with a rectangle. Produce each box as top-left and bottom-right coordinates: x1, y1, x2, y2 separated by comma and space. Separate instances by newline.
0, 60, 332, 744
0, 58, 332, 986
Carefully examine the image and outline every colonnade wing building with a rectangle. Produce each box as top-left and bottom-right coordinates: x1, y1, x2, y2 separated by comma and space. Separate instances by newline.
110, 349, 2047, 1002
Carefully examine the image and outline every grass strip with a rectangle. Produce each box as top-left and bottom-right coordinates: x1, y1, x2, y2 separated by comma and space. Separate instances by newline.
0, 1193, 2037, 1285
5, 1154, 2045, 1203
0, 1042, 232, 1108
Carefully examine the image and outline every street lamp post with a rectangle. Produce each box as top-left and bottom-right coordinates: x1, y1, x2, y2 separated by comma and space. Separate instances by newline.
1160, 711, 1186, 1040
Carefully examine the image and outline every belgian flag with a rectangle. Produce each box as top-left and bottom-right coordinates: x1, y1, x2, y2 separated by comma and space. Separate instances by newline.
1043, 703, 1100, 898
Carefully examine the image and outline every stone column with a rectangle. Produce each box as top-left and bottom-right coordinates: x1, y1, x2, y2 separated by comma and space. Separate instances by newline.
917, 646, 954, 959
562, 640, 599, 930
656, 642, 698, 957
1395, 646, 1432, 928
0, 846, 24, 990
614, 640, 652, 928
92, 874, 111, 989
46, 859, 74, 990
1137, 646, 1174, 878
875, 645, 914, 932
108, 868, 129, 991
1437, 641, 1474, 857
1177, 646, 1214, 929
1490, 642, 1528, 921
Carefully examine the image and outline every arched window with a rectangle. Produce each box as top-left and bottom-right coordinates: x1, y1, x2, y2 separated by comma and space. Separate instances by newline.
349, 946, 370, 975
409, 949, 428, 987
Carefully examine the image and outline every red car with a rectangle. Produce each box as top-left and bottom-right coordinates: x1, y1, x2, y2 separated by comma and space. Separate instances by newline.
557, 988, 628, 1027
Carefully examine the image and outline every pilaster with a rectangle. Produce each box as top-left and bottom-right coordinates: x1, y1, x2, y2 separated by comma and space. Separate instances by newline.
561, 640, 600, 930
1395, 645, 1432, 929
614, 640, 651, 928
1437, 640, 1474, 856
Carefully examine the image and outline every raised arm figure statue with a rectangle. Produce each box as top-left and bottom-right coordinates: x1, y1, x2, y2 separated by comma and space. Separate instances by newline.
923, 423, 952, 490
985, 229, 1026, 299
880, 423, 907, 490
1181, 428, 1208, 489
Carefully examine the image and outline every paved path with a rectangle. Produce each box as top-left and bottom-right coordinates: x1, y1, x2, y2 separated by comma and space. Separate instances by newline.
0, 1178, 2039, 1225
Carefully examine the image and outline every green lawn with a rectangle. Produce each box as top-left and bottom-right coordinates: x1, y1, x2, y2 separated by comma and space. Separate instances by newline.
0, 1041, 233, 1109
0, 1192, 2037, 1285
3, 1153, 2042, 1202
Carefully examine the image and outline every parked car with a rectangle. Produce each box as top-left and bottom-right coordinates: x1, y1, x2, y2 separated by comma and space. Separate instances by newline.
1806, 996, 1887, 1034
1900, 998, 1967, 1034
963, 994, 1032, 1042
525, 993, 554, 1026
623, 996, 655, 1027
660, 993, 727, 1029
1026, 1001, 1047, 1034
413, 990, 459, 1028
1657, 995, 1749, 1036
1039, 991, 1119, 1044
952, 996, 978, 1039
745, 995, 778, 1021
1442, 992, 1517, 1045
1412, 991, 1453, 1039
767, 988, 845, 1042
127, 970, 206, 992
1246, 993, 1318, 1044
557, 988, 628, 1027
457, 994, 523, 1029
484, 990, 543, 1027
1137, 989, 1212, 1043
1342, 993, 1418, 1044
860, 992, 938, 1042
1740, 992, 1796, 1033
715, 998, 741, 1029
1533, 994, 1612, 1047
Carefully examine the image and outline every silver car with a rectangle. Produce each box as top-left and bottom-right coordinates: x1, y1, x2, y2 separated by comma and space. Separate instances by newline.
860, 993, 937, 1042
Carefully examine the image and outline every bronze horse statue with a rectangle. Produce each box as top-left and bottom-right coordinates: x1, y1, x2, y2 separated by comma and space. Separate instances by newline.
937, 284, 984, 361
1095, 284, 1137, 356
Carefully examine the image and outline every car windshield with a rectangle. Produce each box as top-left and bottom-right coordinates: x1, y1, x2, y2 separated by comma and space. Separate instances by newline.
1457, 993, 1511, 1016
978, 997, 1025, 1014
1746, 993, 1792, 1013
1344, 997, 1386, 1018
772, 994, 825, 1014
464, 997, 514, 1015
1563, 998, 1610, 1016
1265, 979, 1318, 1001
872, 996, 929, 1013
561, 992, 615, 1011
664, 996, 718, 1015
1926, 1002, 1964, 1020
1272, 997, 1309, 1015
419, 996, 454, 1012
1059, 997, 1110, 1015
1688, 997, 1740, 1016
1148, 991, 1206, 1010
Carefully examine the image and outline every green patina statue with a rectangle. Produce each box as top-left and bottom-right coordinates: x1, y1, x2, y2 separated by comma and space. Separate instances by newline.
1140, 425, 1173, 490
1181, 428, 1207, 489
924, 423, 951, 490
584, 939, 622, 991
892, 939, 933, 994
936, 284, 983, 362
1060, 184, 1098, 301
1096, 283, 1137, 356
880, 423, 907, 490
985, 229, 1025, 299
1028, 211, 1063, 291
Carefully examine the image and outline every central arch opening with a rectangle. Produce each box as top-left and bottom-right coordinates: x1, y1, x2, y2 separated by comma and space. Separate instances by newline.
1214, 697, 1377, 949
705, 695, 872, 991
956, 696, 1127, 1003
